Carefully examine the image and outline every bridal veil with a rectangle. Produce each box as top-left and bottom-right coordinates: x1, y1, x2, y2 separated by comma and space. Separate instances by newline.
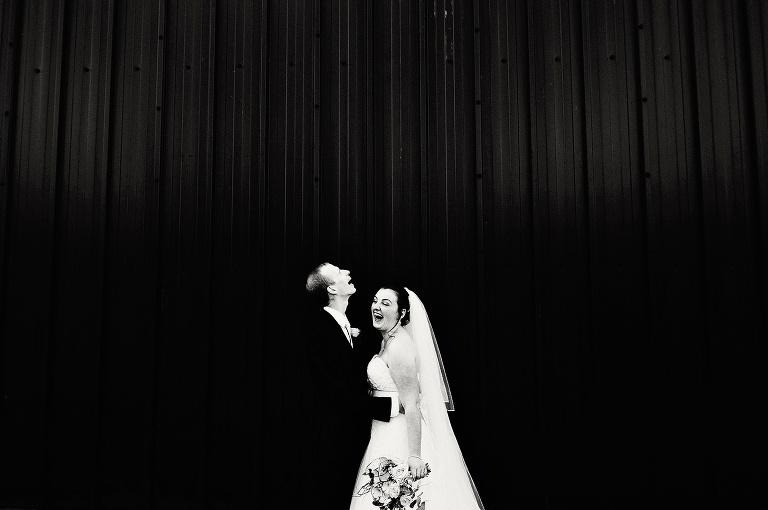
404, 288, 485, 510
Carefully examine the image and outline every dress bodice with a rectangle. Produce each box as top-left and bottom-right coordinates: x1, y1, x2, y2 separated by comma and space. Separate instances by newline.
367, 355, 398, 393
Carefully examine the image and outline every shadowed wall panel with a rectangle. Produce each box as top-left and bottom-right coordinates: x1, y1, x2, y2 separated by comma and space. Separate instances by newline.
0, 1, 766, 509
477, 0, 538, 501
1, 1, 65, 506
584, 0, 650, 502
152, 1, 216, 506
690, 0, 767, 502
527, 0, 593, 502
207, 1, 268, 506
262, 0, 316, 501
0, 0, 20, 304
46, 0, 113, 507
96, 0, 164, 507
638, 0, 709, 502
749, 0, 768, 320
423, 1, 483, 477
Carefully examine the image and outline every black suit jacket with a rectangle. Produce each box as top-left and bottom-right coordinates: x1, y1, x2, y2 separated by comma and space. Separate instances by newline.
303, 309, 392, 507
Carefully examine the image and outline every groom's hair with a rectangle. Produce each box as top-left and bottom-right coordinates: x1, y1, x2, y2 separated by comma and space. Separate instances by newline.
306, 262, 332, 307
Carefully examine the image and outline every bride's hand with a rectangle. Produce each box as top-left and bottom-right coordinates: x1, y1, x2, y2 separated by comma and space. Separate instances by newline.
408, 455, 428, 480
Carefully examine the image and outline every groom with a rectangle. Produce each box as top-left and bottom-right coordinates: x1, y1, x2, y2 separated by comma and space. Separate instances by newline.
303, 262, 400, 509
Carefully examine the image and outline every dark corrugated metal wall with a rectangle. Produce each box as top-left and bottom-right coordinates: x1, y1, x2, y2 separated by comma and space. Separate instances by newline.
0, 0, 765, 508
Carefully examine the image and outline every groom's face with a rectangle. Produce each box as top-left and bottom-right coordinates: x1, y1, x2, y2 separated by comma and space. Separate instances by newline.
322, 263, 356, 298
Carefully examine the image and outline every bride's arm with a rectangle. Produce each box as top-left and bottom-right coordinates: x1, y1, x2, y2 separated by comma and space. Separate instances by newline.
388, 336, 428, 479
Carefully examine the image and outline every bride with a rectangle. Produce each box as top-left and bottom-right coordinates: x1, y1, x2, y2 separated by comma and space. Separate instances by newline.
349, 285, 484, 510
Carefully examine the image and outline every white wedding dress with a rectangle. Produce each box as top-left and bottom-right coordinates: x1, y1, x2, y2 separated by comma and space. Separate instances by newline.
349, 290, 484, 510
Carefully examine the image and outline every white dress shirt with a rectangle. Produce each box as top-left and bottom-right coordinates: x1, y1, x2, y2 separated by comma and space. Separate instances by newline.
323, 306, 399, 418
324, 306, 353, 346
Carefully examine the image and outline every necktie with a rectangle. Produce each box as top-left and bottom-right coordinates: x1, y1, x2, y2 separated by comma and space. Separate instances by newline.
344, 324, 354, 348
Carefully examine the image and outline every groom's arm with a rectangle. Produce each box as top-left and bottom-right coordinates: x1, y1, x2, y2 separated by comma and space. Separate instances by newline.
351, 328, 403, 416
307, 335, 393, 422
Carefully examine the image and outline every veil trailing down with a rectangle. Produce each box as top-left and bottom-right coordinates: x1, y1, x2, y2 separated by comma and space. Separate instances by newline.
350, 288, 485, 510
403, 288, 484, 509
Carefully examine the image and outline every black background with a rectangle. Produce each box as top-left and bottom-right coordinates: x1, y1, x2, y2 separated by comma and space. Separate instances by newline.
1, 0, 766, 508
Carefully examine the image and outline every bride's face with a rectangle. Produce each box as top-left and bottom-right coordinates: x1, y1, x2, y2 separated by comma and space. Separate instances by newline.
371, 288, 403, 332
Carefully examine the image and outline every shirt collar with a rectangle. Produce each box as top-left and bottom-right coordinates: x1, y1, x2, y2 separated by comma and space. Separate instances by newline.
323, 306, 350, 329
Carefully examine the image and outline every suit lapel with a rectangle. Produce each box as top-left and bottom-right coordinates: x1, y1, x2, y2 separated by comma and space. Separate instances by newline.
323, 310, 352, 350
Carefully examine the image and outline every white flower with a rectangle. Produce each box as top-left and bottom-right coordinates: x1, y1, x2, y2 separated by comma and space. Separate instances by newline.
383, 480, 401, 498
390, 463, 410, 481
373, 486, 391, 505
400, 494, 414, 507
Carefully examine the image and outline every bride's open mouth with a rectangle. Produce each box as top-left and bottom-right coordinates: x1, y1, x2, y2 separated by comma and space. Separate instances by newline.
372, 311, 383, 322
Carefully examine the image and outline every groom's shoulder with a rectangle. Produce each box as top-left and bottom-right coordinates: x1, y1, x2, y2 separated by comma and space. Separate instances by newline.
303, 306, 333, 333
300, 308, 328, 353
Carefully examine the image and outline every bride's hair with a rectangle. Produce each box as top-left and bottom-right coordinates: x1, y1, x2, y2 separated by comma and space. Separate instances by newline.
379, 285, 411, 326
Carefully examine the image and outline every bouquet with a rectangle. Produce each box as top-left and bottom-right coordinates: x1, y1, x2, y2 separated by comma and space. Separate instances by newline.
355, 457, 431, 509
